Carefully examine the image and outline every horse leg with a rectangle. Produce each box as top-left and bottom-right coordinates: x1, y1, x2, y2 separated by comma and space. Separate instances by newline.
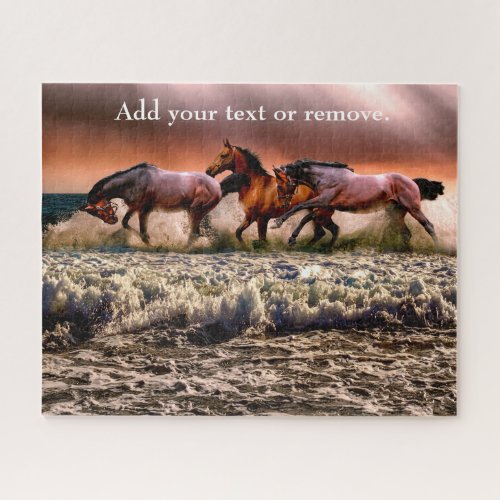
257, 217, 271, 241
321, 219, 340, 250
397, 188, 437, 245
187, 208, 204, 244
122, 207, 136, 229
193, 196, 221, 241
272, 195, 333, 228
309, 223, 327, 245
236, 215, 253, 243
407, 207, 437, 244
314, 211, 339, 249
288, 212, 316, 246
323, 220, 340, 249
384, 204, 411, 249
138, 207, 152, 244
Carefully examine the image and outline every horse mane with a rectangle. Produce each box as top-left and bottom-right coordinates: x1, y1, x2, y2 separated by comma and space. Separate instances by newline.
288, 158, 354, 172
236, 147, 271, 177
89, 162, 154, 197
104, 162, 154, 181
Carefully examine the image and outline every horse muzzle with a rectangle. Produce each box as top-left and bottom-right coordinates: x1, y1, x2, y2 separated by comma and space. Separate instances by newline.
206, 164, 220, 177
103, 214, 119, 225
79, 201, 118, 224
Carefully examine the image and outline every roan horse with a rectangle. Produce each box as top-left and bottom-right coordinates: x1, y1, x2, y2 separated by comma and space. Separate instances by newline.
272, 159, 444, 247
80, 162, 222, 244
205, 139, 337, 244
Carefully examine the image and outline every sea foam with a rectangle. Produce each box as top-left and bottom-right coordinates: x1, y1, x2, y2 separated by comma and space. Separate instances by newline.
43, 250, 457, 349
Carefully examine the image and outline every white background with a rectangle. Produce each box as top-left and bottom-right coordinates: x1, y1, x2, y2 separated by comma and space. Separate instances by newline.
1, 1, 499, 498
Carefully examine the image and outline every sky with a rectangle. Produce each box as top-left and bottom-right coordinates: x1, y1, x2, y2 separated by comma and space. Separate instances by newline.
42, 84, 457, 193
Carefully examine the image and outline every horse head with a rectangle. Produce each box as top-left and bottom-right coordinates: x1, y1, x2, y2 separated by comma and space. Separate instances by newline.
79, 199, 118, 225
206, 138, 236, 177
273, 166, 298, 210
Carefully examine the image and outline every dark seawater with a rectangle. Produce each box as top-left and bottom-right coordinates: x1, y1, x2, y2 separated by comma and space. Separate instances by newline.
42, 194, 87, 230
42, 194, 457, 416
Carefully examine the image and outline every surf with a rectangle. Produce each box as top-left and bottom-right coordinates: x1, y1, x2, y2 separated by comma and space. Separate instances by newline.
43, 249, 457, 350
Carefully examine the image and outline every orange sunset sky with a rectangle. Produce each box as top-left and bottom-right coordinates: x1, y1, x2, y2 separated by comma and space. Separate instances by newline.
42, 84, 457, 193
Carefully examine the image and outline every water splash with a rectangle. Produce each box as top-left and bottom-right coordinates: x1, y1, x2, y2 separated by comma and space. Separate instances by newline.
43, 250, 457, 350
43, 191, 457, 254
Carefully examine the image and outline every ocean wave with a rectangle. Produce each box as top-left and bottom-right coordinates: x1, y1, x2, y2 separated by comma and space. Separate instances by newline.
42, 250, 457, 350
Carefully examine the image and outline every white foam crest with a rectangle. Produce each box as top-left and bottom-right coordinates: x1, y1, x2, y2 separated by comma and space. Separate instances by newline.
43, 251, 457, 348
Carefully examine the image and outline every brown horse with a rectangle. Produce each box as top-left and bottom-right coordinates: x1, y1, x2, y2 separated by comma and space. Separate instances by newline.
205, 139, 335, 244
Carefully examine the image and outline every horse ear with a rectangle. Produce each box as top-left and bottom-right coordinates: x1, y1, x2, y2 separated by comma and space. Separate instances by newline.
225, 138, 232, 148
273, 166, 285, 179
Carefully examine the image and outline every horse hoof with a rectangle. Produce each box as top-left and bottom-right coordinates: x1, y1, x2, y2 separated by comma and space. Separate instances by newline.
288, 237, 297, 246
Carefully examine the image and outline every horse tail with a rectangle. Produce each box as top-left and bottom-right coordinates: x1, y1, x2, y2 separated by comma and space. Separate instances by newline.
219, 173, 251, 197
412, 178, 445, 201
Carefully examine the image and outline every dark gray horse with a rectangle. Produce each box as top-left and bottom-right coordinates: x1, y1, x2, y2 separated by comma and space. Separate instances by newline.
80, 163, 222, 244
